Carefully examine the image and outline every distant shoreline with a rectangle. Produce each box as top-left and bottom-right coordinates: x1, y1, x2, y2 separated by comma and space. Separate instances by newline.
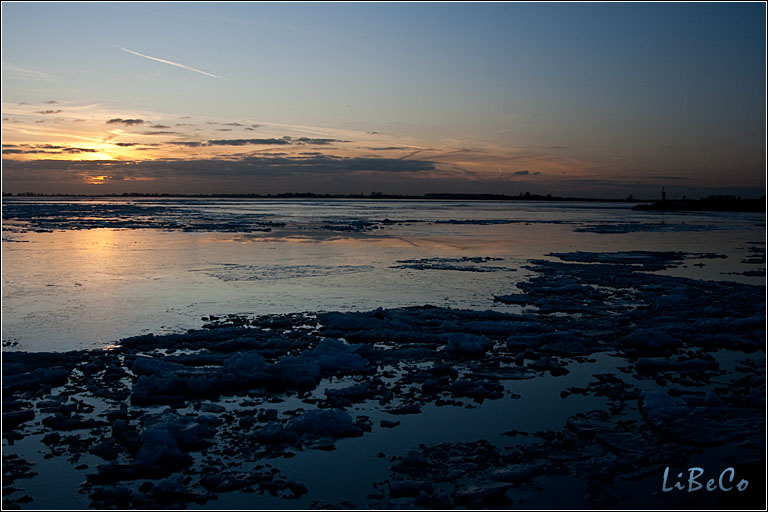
1, 191, 641, 202
3, 192, 766, 212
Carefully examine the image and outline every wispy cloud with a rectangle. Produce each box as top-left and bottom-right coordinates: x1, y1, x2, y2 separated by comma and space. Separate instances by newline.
116, 46, 222, 79
140, 130, 180, 136
2, 143, 97, 155
1, 62, 59, 81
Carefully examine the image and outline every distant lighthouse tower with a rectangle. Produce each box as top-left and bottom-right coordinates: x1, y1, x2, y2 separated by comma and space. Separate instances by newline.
661, 187, 666, 203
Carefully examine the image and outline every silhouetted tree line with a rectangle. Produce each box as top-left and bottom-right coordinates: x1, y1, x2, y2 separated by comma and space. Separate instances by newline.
2, 191, 650, 202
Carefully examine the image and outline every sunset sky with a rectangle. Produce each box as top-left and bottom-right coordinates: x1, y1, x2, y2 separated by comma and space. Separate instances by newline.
2, 2, 766, 198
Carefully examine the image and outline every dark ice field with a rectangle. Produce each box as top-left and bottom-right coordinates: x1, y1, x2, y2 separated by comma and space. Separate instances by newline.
1, 198, 765, 509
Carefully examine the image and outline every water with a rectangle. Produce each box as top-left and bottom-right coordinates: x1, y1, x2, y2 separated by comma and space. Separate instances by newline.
2, 198, 765, 509
2, 198, 764, 352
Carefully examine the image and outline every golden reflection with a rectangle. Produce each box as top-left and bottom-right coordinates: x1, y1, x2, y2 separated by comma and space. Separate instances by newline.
74, 227, 121, 258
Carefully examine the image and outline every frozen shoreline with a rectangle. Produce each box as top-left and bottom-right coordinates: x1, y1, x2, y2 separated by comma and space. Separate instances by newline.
3, 251, 765, 509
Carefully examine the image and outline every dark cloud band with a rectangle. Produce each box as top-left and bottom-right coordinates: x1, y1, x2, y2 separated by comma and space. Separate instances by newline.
207, 138, 292, 146
106, 118, 144, 126
2, 155, 436, 180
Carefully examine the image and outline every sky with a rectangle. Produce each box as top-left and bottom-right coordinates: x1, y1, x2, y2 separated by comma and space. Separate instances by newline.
1, 1, 766, 198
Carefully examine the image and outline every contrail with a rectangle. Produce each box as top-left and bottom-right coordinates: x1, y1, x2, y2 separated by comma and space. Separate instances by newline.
116, 46, 221, 79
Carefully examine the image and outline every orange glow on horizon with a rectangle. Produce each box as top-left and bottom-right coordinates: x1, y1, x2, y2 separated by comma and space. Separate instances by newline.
1, 100, 598, 188
82, 175, 112, 185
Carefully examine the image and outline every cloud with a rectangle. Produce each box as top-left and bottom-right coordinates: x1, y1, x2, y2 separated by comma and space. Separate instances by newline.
35, 109, 62, 114
294, 137, 345, 145
367, 146, 406, 151
211, 154, 437, 174
644, 175, 690, 180
117, 46, 222, 79
2, 155, 436, 181
61, 147, 97, 153
43, 100, 58, 105
140, 130, 180, 135
206, 121, 251, 127
2, 145, 97, 155
207, 138, 292, 146
151, 124, 170, 129
1, 62, 59, 81
113, 142, 139, 147
106, 118, 144, 126
204, 137, 345, 147
8, 143, 63, 150
167, 141, 205, 147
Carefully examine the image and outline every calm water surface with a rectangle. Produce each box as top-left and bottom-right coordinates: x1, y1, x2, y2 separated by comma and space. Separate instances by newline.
2, 198, 764, 351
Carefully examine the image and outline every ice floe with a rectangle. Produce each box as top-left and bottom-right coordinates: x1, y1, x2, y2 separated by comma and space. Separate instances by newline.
2, 249, 764, 509
391, 257, 512, 272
